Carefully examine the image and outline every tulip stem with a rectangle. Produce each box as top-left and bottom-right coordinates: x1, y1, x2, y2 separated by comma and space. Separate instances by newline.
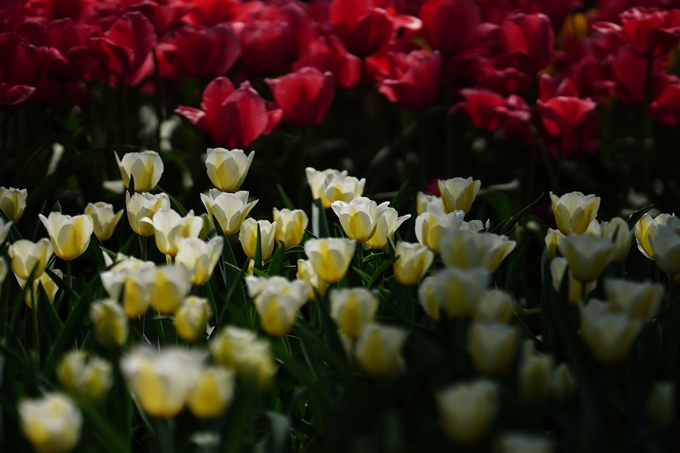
444, 57, 454, 178
154, 417, 176, 453
32, 291, 40, 363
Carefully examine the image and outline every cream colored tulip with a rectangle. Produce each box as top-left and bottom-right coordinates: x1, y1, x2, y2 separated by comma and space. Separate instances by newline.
557, 233, 615, 283
205, 148, 254, 192
103, 252, 155, 273
330, 288, 379, 338
246, 276, 308, 336
433, 267, 490, 318
0, 186, 27, 222
647, 382, 675, 429
125, 192, 170, 237
600, 217, 634, 263
305, 167, 348, 201
635, 213, 680, 259
16, 269, 62, 310
115, 150, 164, 192
418, 276, 440, 321
8, 238, 53, 280
438, 177, 481, 214
414, 209, 465, 253
187, 367, 235, 419
0, 217, 11, 246
239, 218, 277, 260
550, 191, 600, 235
57, 352, 113, 403
394, 242, 433, 286
355, 323, 408, 378
436, 380, 498, 444
297, 259, 328, 301
416, 192, 444, 215
474, 289, 515, 324
468, 322, 518, 375
201, 189, 258, 236
39, 212, 94, 261
120, 346, 205, 418
273, 208, 308, 248
100, 268, 151, 318
440, 229, 516, 273
552, 363, 576, 404
140, 208, 203, 257
331, 197, 386, 243
365, 205, 411, 250
175, 296, 212, 342
544, 228, 563, 261
304, 238, 356, 283
0, 257, 7, 289
579, 299, 642, 363
550, 257, 596, 306
175, 237, 224, 285
90, 299, 129, 348
85, 202, 123, 241
496, 434, 554, 453
321, 174, 366, 208
210, 326, 258, 368
147, 265, 193, 314
518, 341, 553, 404
650, 225, 680, 276
19, 393, 82, 453
604, 278, 663, 321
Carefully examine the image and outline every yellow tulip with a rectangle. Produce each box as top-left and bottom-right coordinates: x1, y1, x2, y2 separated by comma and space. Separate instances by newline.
438, 177, 481, 214
355, 323, 408, 378
549, 191, 600, 235
468, 322, 518, 376
187, 367, 235, 419
365, 206, 410, 250
440, 229, 516, 273
16, 269, 62, 310
518, 341, 553, 404
305, 167, 348, 201
557, 233, 615, 283
140, 208, 203, 257
246, 276, 308, 337
115, 150, 164, 192
473, 289, 515, 324
550, 257, 596, 306
273, 208, 308, 248
19, 393, 82, 453
432, 267, 490, 318
90, 299, 129, 348
148, 265, 193, 314
496, 434, 554, 453
175, 296, 212, 342
321, 174, 366, 209
85, 202, 123, 241
579, 299, 642, 364
100, 268, 151, 318
544, 228, 563, 261
436, 380, 498, 444
418, 276, 440, 321
8, 238, 53, 280
414, 210, 465, 254
649, 225, 680, 276
239, 218, 277, 260
394, 242, 433, 286
331, 197, 386, 243
552, 363, 576, 404
0, 217, 11, 246
304, 238, 356, 283
634, 213, 680, 259
416, 191, 443, 215
296, 259, 328, 301
647, 382, 675, 430
600, 217, 634, 263
200, 189, 258, 236
0, 186, 27, 222
175, 237, 224, 285
604, 278, 663, 321
39, 212, 94, 261
330, 288, 379, 338
205, 148, 254, 192
209, 326, 258, 368
57, 352, 113, 403
125, 192, 170, 237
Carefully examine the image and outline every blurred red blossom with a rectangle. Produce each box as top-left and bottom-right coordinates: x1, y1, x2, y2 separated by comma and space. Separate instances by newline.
377, 49, 442, 110
620, 7, 680, 57
266, 66, 335, 127
167, 24, 241, 80
419, 0, 480, 56
329, 0, 394, 57
293, 33, 362, 90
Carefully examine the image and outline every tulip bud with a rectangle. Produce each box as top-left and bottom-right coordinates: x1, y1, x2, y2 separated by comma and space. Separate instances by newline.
19, 393, 82, 453
85, 202, 124, 241
416, 192, 443, 215
330, 288, 379, 338
205, 148, 254, 192
321, 174, 366, 208
634, 213, 680, 259
187, 367, 235, 419
600, 217, 634, 263
239, 218, 277, 261
550, 257, 595, 306
579, 299, 642, 363
468, 322, 518, 376
474, 289, 515, 324
647, 382, 675, 430
8, 238, 53, 280
57, 352, 113, 403
418, 276, 440, 321
304, 238, 356, 283
604, 279, 663, 321
557, 233, 615, 283
210, 326, 258, 368
297, 259, 328, 301
115, 150, 164, 192
440, 229, 516, 273
147, 265, 193, 314
549, 191, 600, 235
649, 225, 680, 276
273, 208, 308, 248
39, 212, 94, 261
414, 210, 465, 253
0, 257, 7, 289
236, 340, 277, 392
175, 237, 224, 285
90, 299, 129, 348
552, 363, 576, 404
141, 209, 203, 257
100, 269, 151, 318
16, 269, 62, 310
331, 197, 386, 243
496, 434, 554, 453
246, 276, 308, 337
518, 341, 553, 404
125, 192, 170, 237
436, 380, 498, 444
355, 323, 408, 378
0, 217, 11, 246
544, 228, 563, 261
305, 167, 348, 201
175, 296, 212, 342
438, 177, 481, 214
201, 189, 258, 236
120, 346, 206, 418
365, 206, 411, 250
433, 267, 490, 318
0, 187, 27, 222
394, 242, 434, 286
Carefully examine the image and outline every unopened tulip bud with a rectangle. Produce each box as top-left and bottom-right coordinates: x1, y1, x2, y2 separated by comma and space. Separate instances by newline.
365, 206, 410, 250
85, 202, 124, 241
304, 238, 356, 283
647, 382, 675, 430
236, 340, 277, 392
414, 210, 465, 253
147, 265, 193, 314
205, 148, 254, 192
550, 191, 600, 235
273, 208, 308, 248
553, 363, 576, 404
17, 269, 62, 310
187, 367, 235, 419
8, 238, 53, 280
436, 380, 498, 444
394, 242, 434, 287
604, 279, 663, 320
440, 229, 516, 273
57, 352, 113, 403
496, 434, 554, 453
56, 351, 86, 396
297, 259, 328, 301
355, 323, 408, 378
544, 228, 563, 261
90, 299, 129, 348
433, 267, 490, 318
330, 288, 379, 338
579, 299, 642, 363
239, 218, 277, 260
418, 276, 440, 321
305, 167, 348, 201
518, 341, 553, 404
649, 225, 680, 276
468, 322, 518, 376
115, 150, 164, 192
438, 177, 481, 214
125, 192, 170, 237
634, 213, 680, 259
601, 217, 634, 263
474, 289, 515, 324
19, 393, 82, 453
100, 269, 151, 318
210, 326, 258, 368
246, 276, 308, 337
39, 212, 94, 261
141, 208, 203, 257
416, 192, 443, 215
0, 217, 11, 246
550, 257, 596, 306
558, 233, 615, 283
175, 296, 212, 342
0, 186, 27, 222
321, 174, 366, 208
331, 197, 386, 243
175, 237, 223, 285
201, 190, 258, 236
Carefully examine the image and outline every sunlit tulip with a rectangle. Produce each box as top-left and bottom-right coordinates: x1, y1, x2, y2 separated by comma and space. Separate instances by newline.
550, 191, 600, 235
496, 434, 554, 453
39, 212, 94, 261
394, 242, 434, 287
175, 296, 212, 342
103, 252, 155, 273
436, 380, 498, 444
474, 289, 515, 324
415, 209, 465, 253
365, 206, 411, 250
147, 265, 193, 314
205, 148, 254, 192
187, 367, 235, 419
175, 237, 224, 285
246, 276, 308, 337
100, 269, 151, 318
321, 174, 366, 209
90, 299, 129, 348
304, 238, 356, 283
330, 288, 379, 338
19, 393, 82, 453
579, 299, 642, 363
518, 341, 553, 404
297, 259, 328, 301
125, 192, 170, 237
635, 213, 680, 259
0, 217, 11, 246
8, 238, 53, 280
553, 363, 576, 404
433, 267, 490, 318
85, 202, 124, 241
550, 257, 596, 306
440, 229, 516, 273
200, 189, 258, 236
438, 177, 481, 214
17, 269, 62, 310
141, 208, 203, 257
604, 279, 663, 321
355, 323, 408, 378
305, 167, 348, 201
331, 197, 386, 243
0, 186, 27, 222
239, 218, 277, 260
273, 208, 308, 249
121, 346, 205, 418
57, 352, 113, 403
544, 228, 562, 261
418, 276, 440, 321
558, 233, 615, 283
600, 218, 634, 263
647, 382, 675, 430
115, 150, 164, 192
650, 225, 680, 277
416, 192, 444, 215
468, 322, 518, 375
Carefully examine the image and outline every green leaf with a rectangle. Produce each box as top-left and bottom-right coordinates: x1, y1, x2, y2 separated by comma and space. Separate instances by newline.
42, 289, 90, 375
80, 402, 130, 453
254, 223, 262, 269
390, 179, 410, 212
0, 209, 22, 241
368, 257, 398, 288
156, 186, 187, 216
505, 237, 529, 295
267, 245, 285, 277
477, 191, 515, 224
311, 199, 329, 238
496, 193, 544, 236
51, 201, 62, 213
277, 183, 296, 210
626, 204, 654, 229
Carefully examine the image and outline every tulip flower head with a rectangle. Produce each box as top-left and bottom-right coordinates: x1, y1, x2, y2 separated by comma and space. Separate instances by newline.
544, 228, 563, 261
365, 205, 411, 250
416, 192, 444, 215
246, 276, 308, 337
418, 276, 440, 321
378, 50, 443, 111
600, 217, 634, 263
0, 186, 27, 222
265, 67, 335, 127
304, 238, 356, 283
239, 218, 277, 261
305, 167, 348, 201
355, 323, 408, 378
438, 177, 481, 214
8, 238, 53, 280
187, 366, 235, 419
0, 257, 6, 289
550, 257, 596, 306
205, 148, 254, 192
320, 174, 366, 209
432, 267, 491, 318
39, 212, 94, 261
210, 326, 258, 368
440, 229, 516, 273
140, 208, 203, 257
16, 269, 62, 310
19, 393, 82, 453
332, 197, 387, 243
330, 288, 380, 338
553, 363, 576, 404
85, 202, 124, 241
100, 268, 152, 318
273, 208, 309, 249
579, 299, 642, 364
604, 279, 663, 321
468, 322, 518, 376
557, 233, 615, 283
175, 237, 224, 285
0, 217, 11, 246
635, 213, 680, 260
90, 299, 129, 348
57, 352, 113, 403
414, 209, 465, 253
649, 225, 680, 277
126, 192, 171, 237
115, 150, 164, 193
473, 289, 515, 324
436, 379, 498, 444
200, 189, 258, 236
175, 296, 213, 342
518, 341, 553, 404
296, 259, 329, 301
550, 191, 601, 235
147, 265, 193, 314
394, 242, 434, 287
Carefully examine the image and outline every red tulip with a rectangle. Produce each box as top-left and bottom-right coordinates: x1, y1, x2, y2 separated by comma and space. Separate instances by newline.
183, 0, 240, 26
0, 32, 51, 105
537, 96, 596, 137
419, 0, 480, 56
329, 0, 393, 57
240, 20, 297, 76
123, 0, 192, 36
612, 44, 668, 104
499, 12, 554, 74
293, 33, 362, 90
176, 77, 283, 148
265, 67, 334, 127
37, 0, 93, 21
479, 66, 533, 96
455, 89, 533, 143
377, 50, 442, 110
648, 80, 680, 126
168, 24, 241, 80
620, 7, 680, 57
538, 74, 579, 101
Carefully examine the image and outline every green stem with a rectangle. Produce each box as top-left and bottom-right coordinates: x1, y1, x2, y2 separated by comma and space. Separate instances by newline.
638, 56, 654, 199
154, 418, 176, 453
444, 57, 454, 177
32, 289, 40, 363
66, 260, 74, 313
